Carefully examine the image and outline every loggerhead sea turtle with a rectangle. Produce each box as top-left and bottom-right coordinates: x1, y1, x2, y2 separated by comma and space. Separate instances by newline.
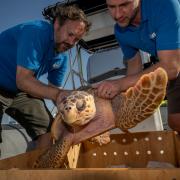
33, 67, 168, 168
58, 91, 96, 127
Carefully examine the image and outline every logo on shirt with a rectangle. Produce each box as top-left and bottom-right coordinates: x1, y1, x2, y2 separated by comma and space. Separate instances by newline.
149, 32, 156, 40
52, 63, 61, 69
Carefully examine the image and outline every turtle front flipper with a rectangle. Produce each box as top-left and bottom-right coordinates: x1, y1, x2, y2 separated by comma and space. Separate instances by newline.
112, 67, 168, 132
51, 113, 64, 144
33, 133, 73, 168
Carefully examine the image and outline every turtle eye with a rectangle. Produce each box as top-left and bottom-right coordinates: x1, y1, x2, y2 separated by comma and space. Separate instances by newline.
76, 100, 86, 111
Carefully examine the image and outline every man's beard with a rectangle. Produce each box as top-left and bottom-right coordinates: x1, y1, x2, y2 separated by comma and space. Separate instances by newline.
54, 42, 72, 53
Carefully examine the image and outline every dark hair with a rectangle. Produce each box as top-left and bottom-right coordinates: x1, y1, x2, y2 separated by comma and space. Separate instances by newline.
43, 4, 91, 33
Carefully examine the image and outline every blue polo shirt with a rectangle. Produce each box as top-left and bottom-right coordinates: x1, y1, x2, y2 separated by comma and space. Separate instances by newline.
0, 20, 68, 93
115, 0, 180, 61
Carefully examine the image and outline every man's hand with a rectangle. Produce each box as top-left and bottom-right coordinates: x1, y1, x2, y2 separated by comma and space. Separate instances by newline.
92, 79, 121, 99
56, 90, 72, 110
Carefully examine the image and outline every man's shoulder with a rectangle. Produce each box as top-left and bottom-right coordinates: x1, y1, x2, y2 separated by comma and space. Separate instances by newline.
142, 0, 180, 26
18, 20, 53, 40
142, 0, 179, 14
21, 20, 51, 31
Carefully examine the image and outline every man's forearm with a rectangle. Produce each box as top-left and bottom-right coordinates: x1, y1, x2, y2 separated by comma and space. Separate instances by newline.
16, 75, 61, 102
117, 61, 168, 92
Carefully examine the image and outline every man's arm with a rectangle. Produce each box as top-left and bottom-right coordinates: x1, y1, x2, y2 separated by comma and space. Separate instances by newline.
126, 51, 143, 76
16, 66, 66, 102
128, 49, 180, 79
157, 49, 180, 80
93, 52, 143, 98
93, 49, 180, 99
114, 49, 180, 91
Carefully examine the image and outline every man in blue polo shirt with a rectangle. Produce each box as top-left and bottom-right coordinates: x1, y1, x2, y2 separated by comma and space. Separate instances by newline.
94, 0, 180, 132
0, 4, 91, 147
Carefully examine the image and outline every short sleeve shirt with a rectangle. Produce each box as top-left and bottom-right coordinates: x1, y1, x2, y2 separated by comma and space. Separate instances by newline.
114, 0, 180, 62
0, 20, 68, 92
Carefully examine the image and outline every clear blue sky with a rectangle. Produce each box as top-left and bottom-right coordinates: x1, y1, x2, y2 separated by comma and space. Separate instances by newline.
0, 0, 59, 32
